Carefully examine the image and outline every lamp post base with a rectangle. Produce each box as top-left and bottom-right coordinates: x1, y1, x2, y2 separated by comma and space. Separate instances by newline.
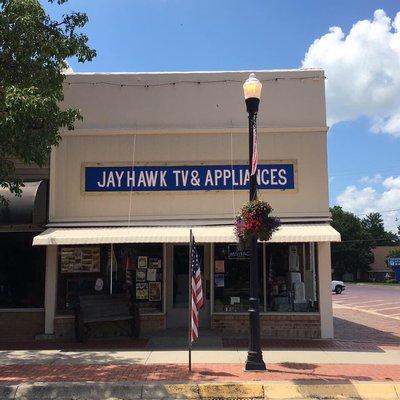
245, 351, 267, 371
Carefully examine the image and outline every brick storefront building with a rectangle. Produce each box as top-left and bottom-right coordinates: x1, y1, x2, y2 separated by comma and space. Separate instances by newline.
2, 69, 340, 340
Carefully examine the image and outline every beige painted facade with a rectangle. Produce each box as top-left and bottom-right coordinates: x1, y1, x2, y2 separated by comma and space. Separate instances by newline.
38, 69, 337, 340
50, 69, 328, 225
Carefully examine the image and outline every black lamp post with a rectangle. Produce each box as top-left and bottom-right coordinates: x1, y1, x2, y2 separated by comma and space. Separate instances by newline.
243, 73, 266, 371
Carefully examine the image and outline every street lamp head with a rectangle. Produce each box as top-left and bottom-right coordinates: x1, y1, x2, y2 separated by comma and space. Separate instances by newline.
243, 73, 262, 100
243, 73, 262, 114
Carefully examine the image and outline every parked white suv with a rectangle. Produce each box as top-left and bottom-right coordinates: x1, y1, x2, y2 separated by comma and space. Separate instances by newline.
332, 280, 345, 294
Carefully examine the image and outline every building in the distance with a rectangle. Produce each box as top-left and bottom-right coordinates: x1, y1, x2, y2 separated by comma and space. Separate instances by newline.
369, 246, 397, 281
17, 69, 340, 341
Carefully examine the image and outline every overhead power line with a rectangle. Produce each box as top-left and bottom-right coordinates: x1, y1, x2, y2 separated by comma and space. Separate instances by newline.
65, 76, 325, 89
336, 237, 399, 244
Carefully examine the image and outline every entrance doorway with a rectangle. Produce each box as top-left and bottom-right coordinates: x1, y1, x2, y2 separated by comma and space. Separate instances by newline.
167, 244, 210, 328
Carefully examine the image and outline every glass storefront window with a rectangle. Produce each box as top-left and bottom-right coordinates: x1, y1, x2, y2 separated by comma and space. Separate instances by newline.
213, 244, 263, 312
57, 243, 164, 314
266, 243, 318, 312
57, 245, 108, 312
213, 242, 318, 313
0, 232, 45, 308
115, 244, 163, 313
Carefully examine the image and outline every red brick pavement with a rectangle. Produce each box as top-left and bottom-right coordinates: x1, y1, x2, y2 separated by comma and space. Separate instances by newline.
333, 307, 400, 344
0, 363, 399, 383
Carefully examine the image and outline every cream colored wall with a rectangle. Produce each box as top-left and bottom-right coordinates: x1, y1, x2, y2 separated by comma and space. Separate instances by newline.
62, 70, 326, 131
50, 130, 329, 223
50, 70, 329, 224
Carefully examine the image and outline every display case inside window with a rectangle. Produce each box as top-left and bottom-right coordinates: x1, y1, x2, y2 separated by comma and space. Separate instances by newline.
57, 243, 164, 314
113, 244, 163, 314
266, 243, 318, 312
57, 245, 108, 312
213, 243, 263, 312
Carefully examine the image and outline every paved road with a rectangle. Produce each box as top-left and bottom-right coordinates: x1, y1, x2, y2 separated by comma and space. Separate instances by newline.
333, 283, 400, 343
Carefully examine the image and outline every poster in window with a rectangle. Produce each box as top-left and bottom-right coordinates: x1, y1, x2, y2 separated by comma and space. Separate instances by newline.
138, 256, 148, 269
61, 247, 100, 273
214, 260, 225, 273
149, 258, 161, 268
136, 269, 146, 282
136, 283, 148, 299
214, 274, 225, 287
149, 282, 161, 301
147, 268, 157, 281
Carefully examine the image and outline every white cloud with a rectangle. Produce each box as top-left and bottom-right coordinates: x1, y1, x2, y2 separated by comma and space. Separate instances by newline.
63, 63, 74, 75
336, 175, 400, 232
382, 176, 400, 188
359, 173, 383, 185
302, 9, 400, 136
337, 186, 377, 212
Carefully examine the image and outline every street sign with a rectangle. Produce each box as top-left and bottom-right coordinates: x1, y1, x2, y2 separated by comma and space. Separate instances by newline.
387, 257, 400, 267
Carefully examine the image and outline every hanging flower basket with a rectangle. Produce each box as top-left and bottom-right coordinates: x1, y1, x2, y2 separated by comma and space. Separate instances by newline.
234, 200, 281, 247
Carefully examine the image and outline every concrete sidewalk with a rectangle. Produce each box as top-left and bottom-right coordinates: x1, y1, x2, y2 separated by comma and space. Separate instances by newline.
1, 337, 399, 399
1, 347, 400, 365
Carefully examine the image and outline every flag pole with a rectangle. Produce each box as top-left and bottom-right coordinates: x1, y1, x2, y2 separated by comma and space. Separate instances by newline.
188, 229, 193, 371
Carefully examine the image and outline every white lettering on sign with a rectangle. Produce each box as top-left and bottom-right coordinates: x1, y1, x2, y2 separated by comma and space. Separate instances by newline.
173, 170, 180, 186
243, 169, 250, 186
87, 164, 295, 192
115, 171, 124, 187
127, 170, 135, 187
232, 170, 240, 186
214, 169, 223, 185
145, 170, 158, 187
191, 170, 200, 186
223, 169, 231, 185
97, 171, 106, 188
107, 172, 116, 187
181, 170, 189, 186
160, 171, 167, 187
278, 169, 287, 185
260, 169, 269, 185
137, 171, 147, 187
270, 169, 278, 185
205, 170, 214, 186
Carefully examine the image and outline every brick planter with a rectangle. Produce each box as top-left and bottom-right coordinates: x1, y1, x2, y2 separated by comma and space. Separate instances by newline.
54, 313, 166, 340
212, 313, 321, 339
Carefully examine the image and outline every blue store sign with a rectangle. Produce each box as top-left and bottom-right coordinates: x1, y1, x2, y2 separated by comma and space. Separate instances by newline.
83, 163, 296, 193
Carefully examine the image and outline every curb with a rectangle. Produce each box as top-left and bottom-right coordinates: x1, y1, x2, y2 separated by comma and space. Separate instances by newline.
0, 381, 399, 399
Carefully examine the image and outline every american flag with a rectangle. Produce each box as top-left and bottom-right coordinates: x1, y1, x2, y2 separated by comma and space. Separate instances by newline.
251, 120, 258, 176
190, 238, 204, 343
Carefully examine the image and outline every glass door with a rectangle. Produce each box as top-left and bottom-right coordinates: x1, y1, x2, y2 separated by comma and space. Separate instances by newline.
167, 244, 207, 328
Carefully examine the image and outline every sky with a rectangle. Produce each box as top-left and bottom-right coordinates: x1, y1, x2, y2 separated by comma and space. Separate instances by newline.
42, 0, 400, 231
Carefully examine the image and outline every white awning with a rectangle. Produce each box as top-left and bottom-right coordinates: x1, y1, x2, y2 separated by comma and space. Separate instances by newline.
33, 224, 340, 246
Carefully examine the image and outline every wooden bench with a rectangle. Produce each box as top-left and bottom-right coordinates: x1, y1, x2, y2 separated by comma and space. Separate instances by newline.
74, 294, 140, 342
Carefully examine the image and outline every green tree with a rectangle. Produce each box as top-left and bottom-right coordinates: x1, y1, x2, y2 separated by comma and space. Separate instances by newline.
387, 248, 400, 258
0, 0, 95, 200
330, 206, 374, 279
361, 212, 399, 246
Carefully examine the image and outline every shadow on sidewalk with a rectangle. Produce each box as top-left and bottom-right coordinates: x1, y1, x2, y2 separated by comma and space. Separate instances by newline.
273, 363, 375, 382
334, 315, 400, 347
